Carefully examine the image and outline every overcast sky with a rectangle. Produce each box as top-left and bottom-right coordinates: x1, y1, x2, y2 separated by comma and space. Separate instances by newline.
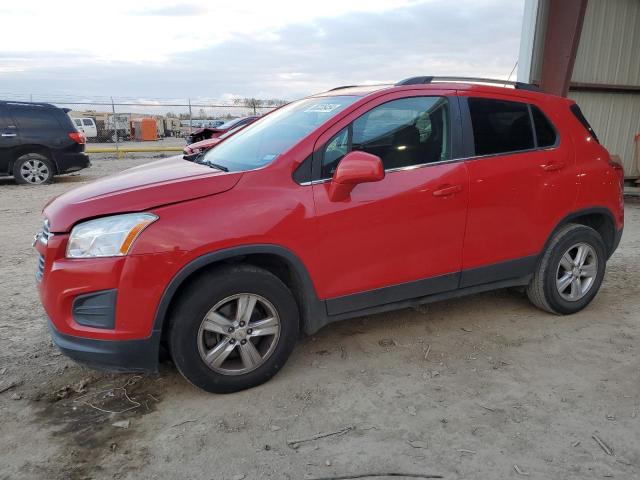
0, 0, 524, 103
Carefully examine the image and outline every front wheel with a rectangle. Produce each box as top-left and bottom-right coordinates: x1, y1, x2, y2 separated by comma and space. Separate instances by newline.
168, 264, 299, 393
527, 224, 607, 314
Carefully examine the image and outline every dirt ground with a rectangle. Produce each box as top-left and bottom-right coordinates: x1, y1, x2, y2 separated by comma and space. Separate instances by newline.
0, 157, 639, 480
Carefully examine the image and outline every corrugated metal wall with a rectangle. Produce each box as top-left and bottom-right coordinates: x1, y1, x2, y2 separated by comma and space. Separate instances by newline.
569, 91, 640, 177
572, 0, 640, 85
570, 0, 640, 177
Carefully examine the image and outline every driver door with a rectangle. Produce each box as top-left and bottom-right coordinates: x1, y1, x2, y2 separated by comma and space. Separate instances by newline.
309, 92, 469, 315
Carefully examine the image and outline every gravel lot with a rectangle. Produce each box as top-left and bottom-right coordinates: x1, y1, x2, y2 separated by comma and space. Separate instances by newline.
1, 157, 639, 480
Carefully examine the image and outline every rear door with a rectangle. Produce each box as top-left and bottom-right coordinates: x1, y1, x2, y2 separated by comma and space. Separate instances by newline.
0, 104, 20, 174
310, 91, 469, 314
458, 93, 577, 286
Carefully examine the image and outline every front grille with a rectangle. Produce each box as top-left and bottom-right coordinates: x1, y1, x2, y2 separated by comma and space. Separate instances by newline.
36, 253, 45, 281
40, 219, 52, 245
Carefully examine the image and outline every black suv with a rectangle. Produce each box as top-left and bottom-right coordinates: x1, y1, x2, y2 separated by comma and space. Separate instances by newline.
0, 101, 90, 184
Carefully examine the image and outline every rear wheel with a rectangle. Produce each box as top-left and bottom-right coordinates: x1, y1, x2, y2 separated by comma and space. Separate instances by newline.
527, 224, 606, 314
168, 265, 299, 393
13, 153, 54, 185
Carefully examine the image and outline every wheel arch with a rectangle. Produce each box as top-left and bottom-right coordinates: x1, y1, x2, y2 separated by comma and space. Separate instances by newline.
544, 207, 618, 259
10, 145, 58, 174
153, 245, 326, 350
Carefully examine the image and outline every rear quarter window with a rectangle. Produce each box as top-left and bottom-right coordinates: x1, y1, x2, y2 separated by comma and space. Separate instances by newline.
8, 105, 64, 133
531, 105, 558, 148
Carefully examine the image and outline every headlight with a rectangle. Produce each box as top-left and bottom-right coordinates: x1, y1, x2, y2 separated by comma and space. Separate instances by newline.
66, 213, 158, 258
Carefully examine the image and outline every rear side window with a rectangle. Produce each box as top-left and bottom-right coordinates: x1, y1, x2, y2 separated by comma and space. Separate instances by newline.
74, 119, 82, 127
531, 105, 557, 147
468, 98, 534, 155
321, 96, 450, 177
570, 104, 599, 143
8, 105, 62, 132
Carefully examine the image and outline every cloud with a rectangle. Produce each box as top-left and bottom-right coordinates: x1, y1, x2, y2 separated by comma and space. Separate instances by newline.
0, 0, 523, 105
129, 4, 209, 16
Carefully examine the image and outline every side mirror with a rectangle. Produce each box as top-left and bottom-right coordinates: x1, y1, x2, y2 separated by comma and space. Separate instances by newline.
329, 151, 384, 201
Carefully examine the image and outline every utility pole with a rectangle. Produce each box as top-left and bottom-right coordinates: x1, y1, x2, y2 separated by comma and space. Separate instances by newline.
188, 98, 193, 134
111, 97, 120, 156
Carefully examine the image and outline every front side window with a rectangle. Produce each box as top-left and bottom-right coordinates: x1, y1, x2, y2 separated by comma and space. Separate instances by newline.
468, 98, 534, 155
203, 96, 359, 172
322, 96, 450, 177
82, 119, 94, 126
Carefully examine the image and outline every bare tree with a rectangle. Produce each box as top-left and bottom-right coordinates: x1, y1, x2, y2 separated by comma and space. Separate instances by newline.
233, 97, 264, 115
265, 99, 288, 107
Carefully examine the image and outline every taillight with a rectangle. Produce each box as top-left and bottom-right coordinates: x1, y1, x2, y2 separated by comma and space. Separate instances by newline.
68, 132, 86, 144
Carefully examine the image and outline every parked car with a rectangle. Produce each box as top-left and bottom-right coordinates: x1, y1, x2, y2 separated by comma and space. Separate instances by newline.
71, 117, 98, 139
1, 101, 90, 184
185, 116, 258, 144
183, 123, 249, 155
35, 77, 624, 393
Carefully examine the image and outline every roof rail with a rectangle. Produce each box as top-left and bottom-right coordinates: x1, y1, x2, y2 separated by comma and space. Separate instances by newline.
395, 76, 540, 92
327, 85, 360, 91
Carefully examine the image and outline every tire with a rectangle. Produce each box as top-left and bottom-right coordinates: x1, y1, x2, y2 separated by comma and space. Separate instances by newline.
13, 153, 54, 185
168, 264, 299, 393
527, 223, 606, 314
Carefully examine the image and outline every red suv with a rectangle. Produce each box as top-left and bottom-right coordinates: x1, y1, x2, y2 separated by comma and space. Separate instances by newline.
35, 77, 624, 393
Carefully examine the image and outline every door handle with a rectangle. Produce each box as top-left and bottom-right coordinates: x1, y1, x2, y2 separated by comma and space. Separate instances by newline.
541, 161, 565, 172
432, 184, 462, 197
1, 133, 17, 137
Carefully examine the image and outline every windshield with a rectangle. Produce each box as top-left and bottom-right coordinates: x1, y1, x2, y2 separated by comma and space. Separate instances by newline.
218, 123, 246, 140
217, 117, 247, 130
202, 96, 359, 172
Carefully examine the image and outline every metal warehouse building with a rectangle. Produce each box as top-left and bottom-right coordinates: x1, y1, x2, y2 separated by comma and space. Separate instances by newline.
518, 0, 640, 182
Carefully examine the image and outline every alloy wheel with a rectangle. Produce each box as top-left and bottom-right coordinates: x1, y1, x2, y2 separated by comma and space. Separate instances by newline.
555, 242, 598, 301
20, 159, 50, 184
197, 293, 281, 375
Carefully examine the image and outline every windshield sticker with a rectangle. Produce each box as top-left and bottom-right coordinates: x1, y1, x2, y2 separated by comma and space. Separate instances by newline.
304, 103, 342, 113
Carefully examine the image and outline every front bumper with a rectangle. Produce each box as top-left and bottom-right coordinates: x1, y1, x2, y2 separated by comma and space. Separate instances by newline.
49, 318, 160, 372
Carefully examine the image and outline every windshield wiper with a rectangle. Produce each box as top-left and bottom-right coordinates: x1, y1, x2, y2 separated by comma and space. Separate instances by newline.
183, 152, 229, 172
183, 152, 203, 162
201, 161, 229, 172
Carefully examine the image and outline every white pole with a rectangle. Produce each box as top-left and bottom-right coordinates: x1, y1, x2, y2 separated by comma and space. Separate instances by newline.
111, 97, 120, 156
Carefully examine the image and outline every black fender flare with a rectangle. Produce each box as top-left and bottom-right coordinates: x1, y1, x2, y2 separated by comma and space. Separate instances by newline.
151, 244, 326, 339
541, 206, 619, 260
11, 145, 58, 174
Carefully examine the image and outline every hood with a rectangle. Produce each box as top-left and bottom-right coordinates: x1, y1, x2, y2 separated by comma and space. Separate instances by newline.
44, 156, 242, 232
